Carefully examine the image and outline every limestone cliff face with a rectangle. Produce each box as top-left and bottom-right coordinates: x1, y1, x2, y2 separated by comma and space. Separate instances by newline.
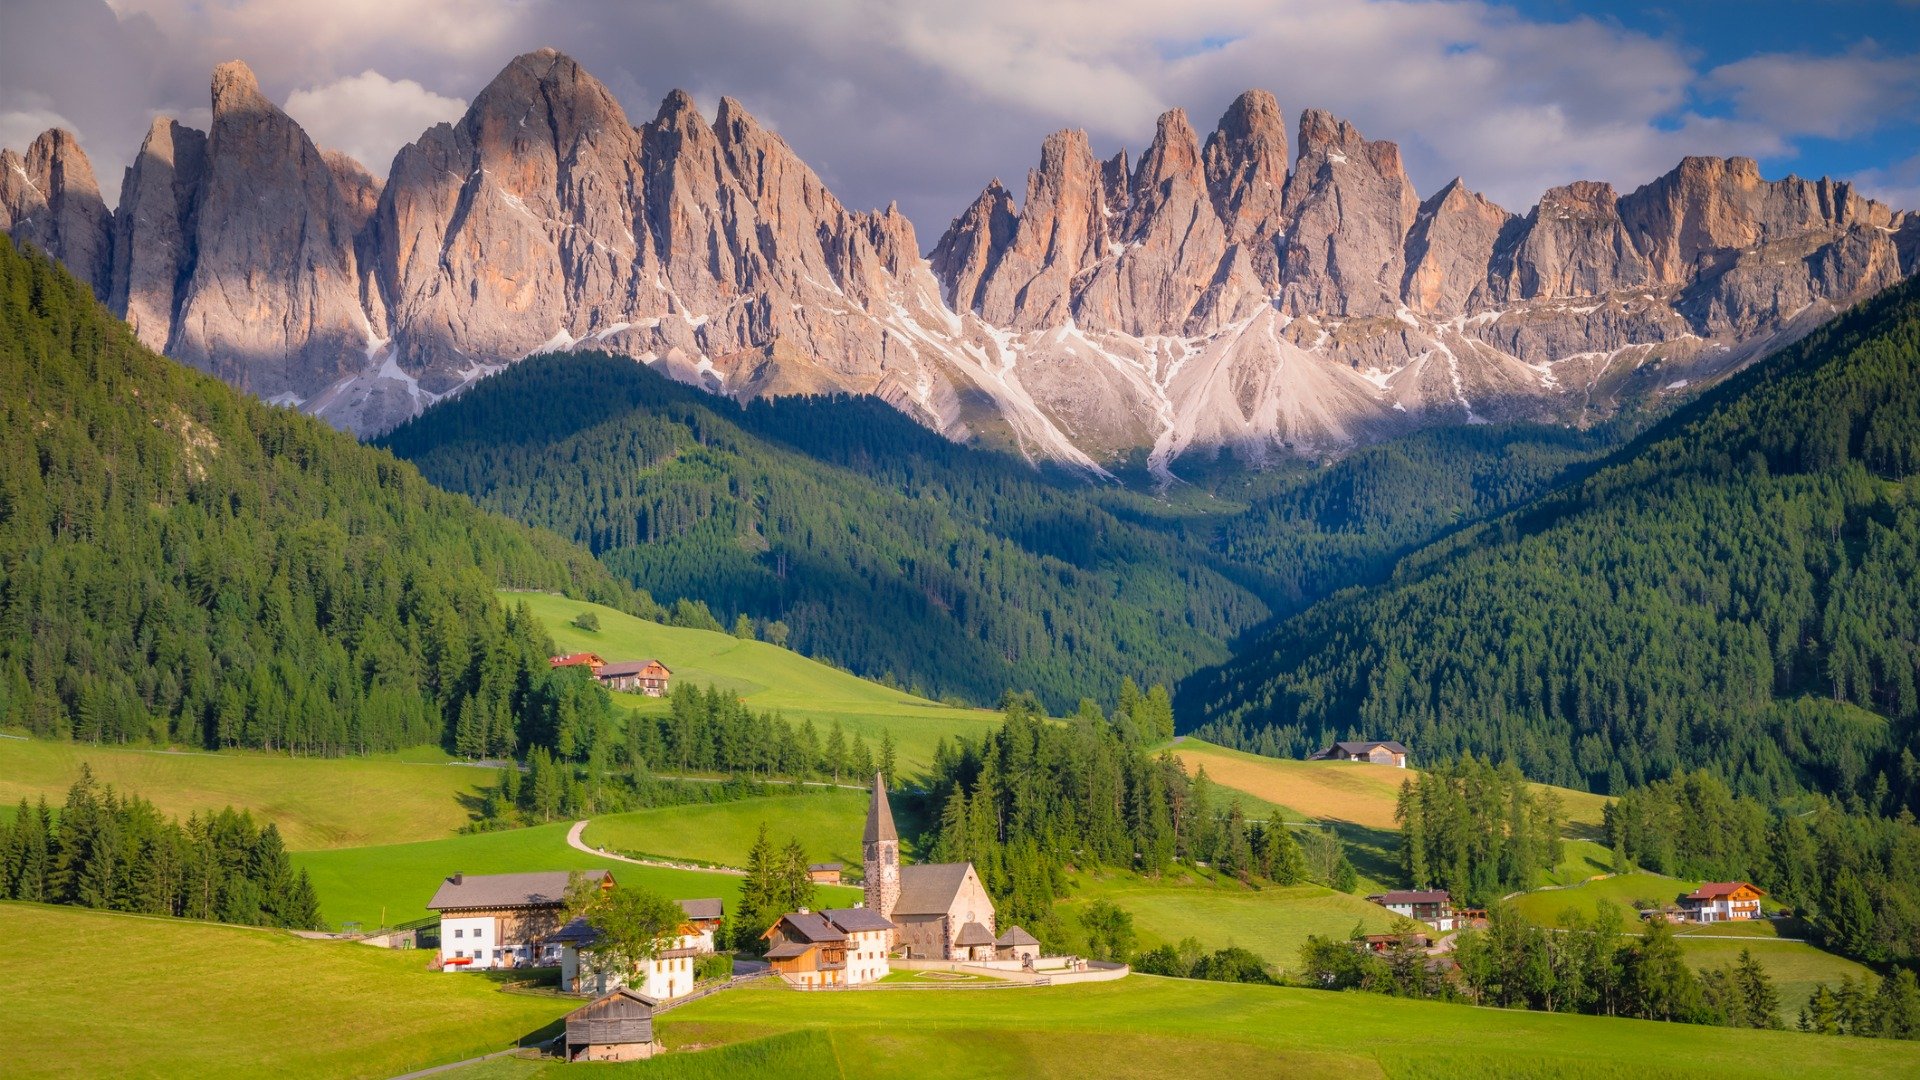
5, 51, 1916, 471
1, 129, 113, 300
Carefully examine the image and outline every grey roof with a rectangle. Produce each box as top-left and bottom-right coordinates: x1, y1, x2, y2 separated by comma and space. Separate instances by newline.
824, 907, 895, 933
864, 773, 897, 844
551, 916, 597, 945
567, 986, 659, 1021
1369, 890, 1450, 905
808, 862, 844, 872
1334, 740, 1407, 755
765, 941, 812, 960
893, 862, 974, 917
774, 911, 846, 943
427, 870, 609, 911
679, 897, 724, 921
954, 920, 995, 947
995, 925, 1039, 947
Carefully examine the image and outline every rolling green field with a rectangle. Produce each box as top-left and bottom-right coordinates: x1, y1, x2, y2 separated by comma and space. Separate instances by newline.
1508, 872, 1709, 923
505, 592, 1002, 772
0, 902, 575, 1079
293, 820, 858, 931
607, 976, 1911, 1078
0, 737, 487, 850
582, 789, 882, 869
1060, 869, 1399, 972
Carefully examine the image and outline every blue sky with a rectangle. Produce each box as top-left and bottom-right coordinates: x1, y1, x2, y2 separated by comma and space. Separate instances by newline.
4, 0, 1917, 231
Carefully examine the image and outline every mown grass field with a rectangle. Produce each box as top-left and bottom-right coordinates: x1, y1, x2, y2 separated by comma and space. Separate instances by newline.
1171, 739, 1612, 834
1509, 872, 1709, 923
0, 902, 576, 1079
523, 975, 1910, 1079
0, 736, 488, 850
582, 789, 880, 869
1059, 869, 1399, 972
293, 820, 860, 931
505, 592, 1003, 771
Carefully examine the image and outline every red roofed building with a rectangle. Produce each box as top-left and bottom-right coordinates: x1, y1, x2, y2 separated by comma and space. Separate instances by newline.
1679, 882, 1766, 923
550, 653, 606, 672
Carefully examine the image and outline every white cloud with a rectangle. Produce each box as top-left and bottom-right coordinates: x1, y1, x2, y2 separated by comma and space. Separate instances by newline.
0, 105, 81, 158
1854, 151, 1920, 212
1704, 46, 1920, 139
284, 71, 468, 174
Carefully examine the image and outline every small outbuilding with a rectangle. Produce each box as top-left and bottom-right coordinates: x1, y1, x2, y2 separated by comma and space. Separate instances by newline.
994, 925, 1041, 963
807, 862, 844, 885
1308, 740, 1409, 767
563, 986, 658, 1063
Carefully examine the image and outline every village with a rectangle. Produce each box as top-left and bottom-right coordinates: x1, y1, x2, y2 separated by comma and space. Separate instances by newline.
423, 772, 1127, 1063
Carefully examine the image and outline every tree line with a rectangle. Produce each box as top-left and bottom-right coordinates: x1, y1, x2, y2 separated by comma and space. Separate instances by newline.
0, 766, 320, 930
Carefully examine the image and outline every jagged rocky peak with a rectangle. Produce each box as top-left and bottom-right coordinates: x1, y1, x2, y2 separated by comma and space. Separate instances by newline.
1496, 179, 1650, 300
1202, 89, 1288, 256
929, 178, 1016, 312
1619, 154, 1906, 285
170, 57, 371, 399
967, 127, 1110, 329
0, 128, 113, 299
1281, 108, 1420, 317
110, 116, 208, 350
1403, 178, 1514, 315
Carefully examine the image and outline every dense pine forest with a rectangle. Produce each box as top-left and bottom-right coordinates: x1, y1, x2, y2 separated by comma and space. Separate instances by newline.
380, 353, 1271, 710
1186, 276, 1920, 807
0, 238, 646, 754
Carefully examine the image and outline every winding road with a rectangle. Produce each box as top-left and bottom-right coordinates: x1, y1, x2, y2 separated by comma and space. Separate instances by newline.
564, 819, 746, 876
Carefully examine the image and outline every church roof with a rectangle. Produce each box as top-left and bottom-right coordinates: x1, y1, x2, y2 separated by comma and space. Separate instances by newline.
893, 863, 976, 917
954, 921, 995, 947
864, 773, 897, 844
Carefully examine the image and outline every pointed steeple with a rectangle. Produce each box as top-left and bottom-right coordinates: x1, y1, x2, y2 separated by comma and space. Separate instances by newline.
865, 772, 897, 843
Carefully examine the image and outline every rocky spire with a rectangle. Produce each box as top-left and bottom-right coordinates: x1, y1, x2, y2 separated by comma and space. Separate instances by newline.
109, 117, 208, 350
0, 129, 113, 300
1202, 89, 1288, 284
1280, 108, 1421, 317
929, 178, 1016, 312
975, 128, 1109, 329
1493, 180, 1650, 300
1402, 178, 1514, 315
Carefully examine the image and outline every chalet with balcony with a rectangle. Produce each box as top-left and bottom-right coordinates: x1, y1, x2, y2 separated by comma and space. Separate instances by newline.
596, 659, 672, 696
1366, 889, 1456, 931
1680, 882, 1767, 923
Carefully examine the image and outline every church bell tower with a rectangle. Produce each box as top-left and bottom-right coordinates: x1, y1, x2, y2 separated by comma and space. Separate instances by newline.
863, 772, 900, 922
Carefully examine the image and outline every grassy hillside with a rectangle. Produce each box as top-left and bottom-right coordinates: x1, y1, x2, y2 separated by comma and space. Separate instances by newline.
0, 238, 638, 755
0, 737, 488, 850
0, 903, 574, 1079
293, 820, 858, 931
582, 789, 878, 869
1183, 275, 1920, 803
1062, 869, 1398, 972
510, 592, 1001, 771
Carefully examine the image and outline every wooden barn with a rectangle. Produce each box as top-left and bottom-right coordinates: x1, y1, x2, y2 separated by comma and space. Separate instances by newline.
807, 862, 844, 885
563, 987, 658, 1063
595, 659, 672, 696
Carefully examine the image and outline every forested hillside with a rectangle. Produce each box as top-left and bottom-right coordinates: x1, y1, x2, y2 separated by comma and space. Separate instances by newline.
0, 239, 645, 753
1185, 275, 1920, 808
381, 354, 1271, 709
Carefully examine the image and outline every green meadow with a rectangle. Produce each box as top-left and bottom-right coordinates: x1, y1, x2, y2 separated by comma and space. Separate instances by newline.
0, 902, 574, 1080
1061, 869, 1398, 971
504, 591, 1002, 771
0, 736, 488, 850
582, 788, 883, 869
645, 976, 1909, 1078
293, 819, 860, 931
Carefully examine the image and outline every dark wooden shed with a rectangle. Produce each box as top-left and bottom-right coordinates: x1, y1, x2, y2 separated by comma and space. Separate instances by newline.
563, 987, 659, 1063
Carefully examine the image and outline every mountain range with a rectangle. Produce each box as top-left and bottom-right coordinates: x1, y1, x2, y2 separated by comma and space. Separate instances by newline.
5, 49, 1916, 471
